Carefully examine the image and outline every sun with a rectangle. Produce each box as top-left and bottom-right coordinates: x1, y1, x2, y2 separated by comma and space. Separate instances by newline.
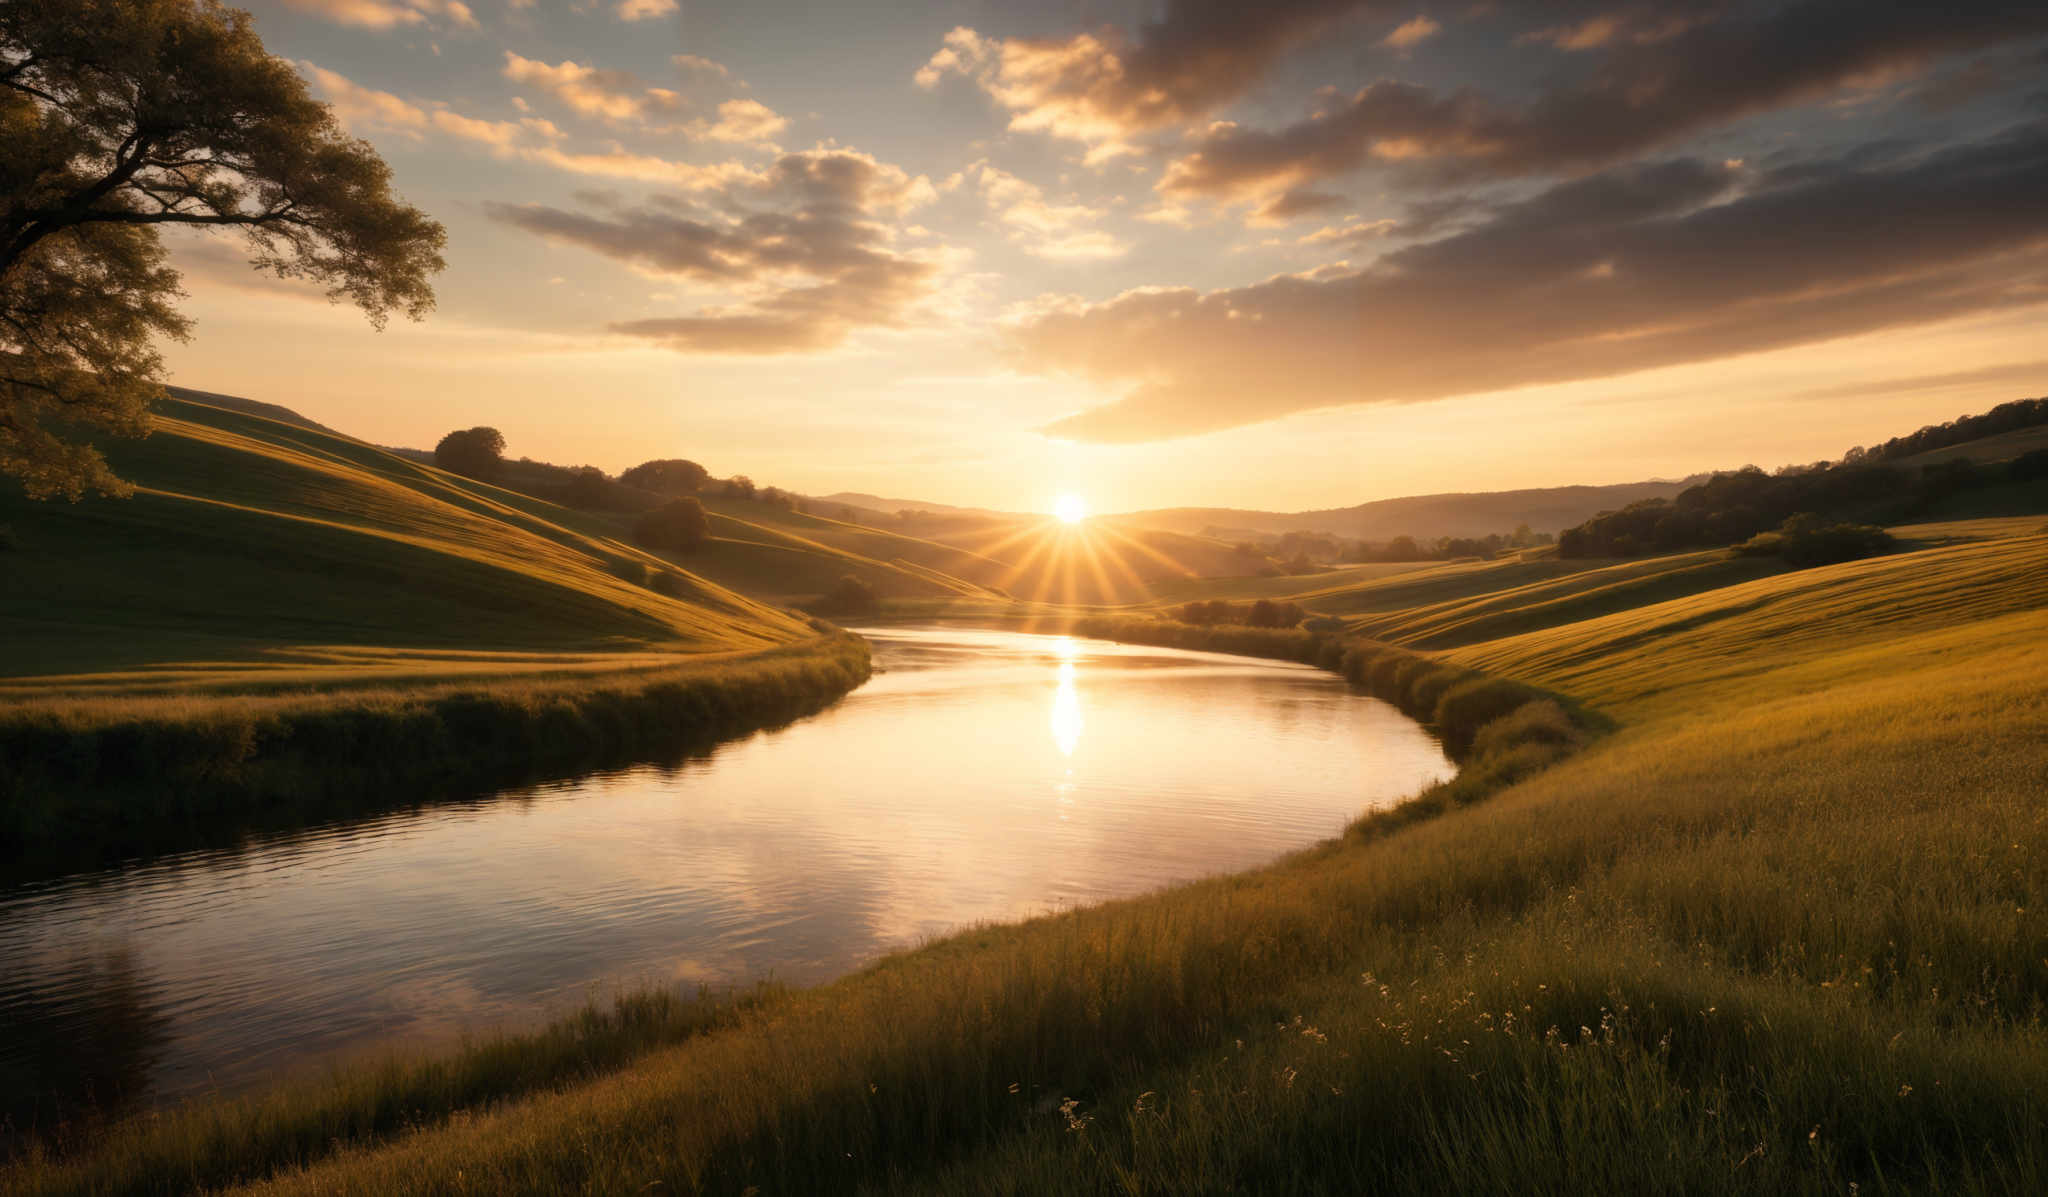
1053, 493, 1088, 525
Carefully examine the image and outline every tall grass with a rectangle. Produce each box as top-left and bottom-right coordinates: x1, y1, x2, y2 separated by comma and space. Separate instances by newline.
0, 635, 869, 877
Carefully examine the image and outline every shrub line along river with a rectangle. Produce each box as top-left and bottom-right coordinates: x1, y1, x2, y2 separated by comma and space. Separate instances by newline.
0, 626, 1452, 1125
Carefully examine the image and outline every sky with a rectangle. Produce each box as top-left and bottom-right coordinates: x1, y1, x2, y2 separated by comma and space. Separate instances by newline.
161, 0, 2048, 514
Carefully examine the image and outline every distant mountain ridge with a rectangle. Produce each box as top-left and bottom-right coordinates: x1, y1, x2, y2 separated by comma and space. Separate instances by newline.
1106, 479, 1712, 542
818, 492, 1017, 519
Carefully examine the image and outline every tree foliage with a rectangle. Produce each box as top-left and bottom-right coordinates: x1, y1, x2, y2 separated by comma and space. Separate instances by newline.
433, 427, 504, 481
619, 458, 708, 496
632, 496, 708, 552
0, 0, 445, 498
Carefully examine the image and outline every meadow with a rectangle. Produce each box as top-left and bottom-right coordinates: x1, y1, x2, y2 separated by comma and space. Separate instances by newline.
6, 503, 2042, 1194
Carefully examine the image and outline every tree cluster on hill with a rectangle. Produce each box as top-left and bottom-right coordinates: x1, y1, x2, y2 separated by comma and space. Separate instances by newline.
421, 429, 828, 523
619, 459, 707, 496
1560, 428, 2048, 559
1733, 513, 1896, 568
1346, 524, 1555, 564
1177, 599, 1307, 629
1849, 395, 2048, 464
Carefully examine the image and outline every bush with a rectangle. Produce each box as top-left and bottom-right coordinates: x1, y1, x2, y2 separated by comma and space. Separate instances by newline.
612, 558, 648, 586
1435, 677, 1544, 757
810, 575, 878, 617
1470, 700, 1583, 758
2009, 449, 2048, 482
633, 497, 709, 553
1736, 513, 1894, 568
1367, 651, 1419, 698
1405, 666, 1476, 721
649, 571, 686, 597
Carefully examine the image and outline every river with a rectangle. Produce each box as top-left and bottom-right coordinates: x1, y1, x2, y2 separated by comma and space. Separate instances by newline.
0, 625, 1452, 1120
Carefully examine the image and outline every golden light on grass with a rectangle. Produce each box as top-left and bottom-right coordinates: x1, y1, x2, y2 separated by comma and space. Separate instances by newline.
1053, 493, 1088, 524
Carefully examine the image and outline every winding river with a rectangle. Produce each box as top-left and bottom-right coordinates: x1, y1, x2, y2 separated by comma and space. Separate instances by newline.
0, 626, 1452, 1120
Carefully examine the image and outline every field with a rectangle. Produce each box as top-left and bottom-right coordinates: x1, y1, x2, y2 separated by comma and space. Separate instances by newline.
8, 508, 2045, 1193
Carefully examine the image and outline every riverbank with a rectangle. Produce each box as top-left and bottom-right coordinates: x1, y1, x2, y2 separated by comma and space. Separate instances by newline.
0, 634, 870, 877
7, 519, 2046, 1194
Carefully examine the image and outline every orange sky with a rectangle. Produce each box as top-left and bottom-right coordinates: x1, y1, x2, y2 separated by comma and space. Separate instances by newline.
159, 1, 2048, 514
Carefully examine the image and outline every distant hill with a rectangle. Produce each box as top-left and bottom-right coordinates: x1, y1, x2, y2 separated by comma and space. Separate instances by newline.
1109, 479, 1709, 543
818, 492, 1016, 520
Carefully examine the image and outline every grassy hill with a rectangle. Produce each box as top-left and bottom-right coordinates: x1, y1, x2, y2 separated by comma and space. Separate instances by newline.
1109, 477, 1705, 542
0, 396, 877, 869
17, 511, 2047, 1193
0, 395, 814, 687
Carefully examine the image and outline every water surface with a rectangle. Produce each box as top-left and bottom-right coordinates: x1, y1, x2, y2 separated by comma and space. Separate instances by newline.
0, 626, 1452, 1116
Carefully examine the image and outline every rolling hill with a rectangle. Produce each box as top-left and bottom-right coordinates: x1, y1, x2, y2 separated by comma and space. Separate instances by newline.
0, 394, 818, 689
1107, 477, 1708, 542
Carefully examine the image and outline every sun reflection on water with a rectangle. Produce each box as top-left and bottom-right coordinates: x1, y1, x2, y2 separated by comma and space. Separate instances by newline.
1051, 659, 1083, 757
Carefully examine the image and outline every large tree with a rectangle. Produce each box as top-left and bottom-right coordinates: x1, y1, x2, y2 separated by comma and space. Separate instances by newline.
433, 426, 504, 482
0, 0, 445, 499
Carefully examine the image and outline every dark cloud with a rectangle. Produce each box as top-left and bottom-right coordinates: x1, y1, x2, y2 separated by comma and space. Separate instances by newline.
916, 1, 1392, 154
486, 149, 939, 354
1016, 123, 2048, 441
1160, 2, 2048, 210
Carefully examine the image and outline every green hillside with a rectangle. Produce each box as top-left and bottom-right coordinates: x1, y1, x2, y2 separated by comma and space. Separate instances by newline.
0, 395, 814, 689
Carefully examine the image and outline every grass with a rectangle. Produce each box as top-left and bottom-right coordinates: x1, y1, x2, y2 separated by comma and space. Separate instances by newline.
7, 508, 2047, 1192
0, 636, 870, 879
0, 397, 874, 872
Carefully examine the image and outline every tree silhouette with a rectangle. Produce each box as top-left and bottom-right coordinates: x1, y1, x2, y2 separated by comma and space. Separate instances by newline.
434, 427, 505, 482
620, 458, 708, 495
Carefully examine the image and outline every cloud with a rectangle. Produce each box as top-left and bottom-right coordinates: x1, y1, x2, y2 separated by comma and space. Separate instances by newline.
299, 63, 433, 136
616, 0, 676, 20
954, 162, 1129, 260
1293, 217, 1396, 246
693, 98, 790, 144
303, 63, 765, 188
486, 148, 944, 353
502, 52, 686, 122
914, 3, 1380, 158
1011, 125, 2048, 442
672, 54, 738, 83
280, 0, 475, 31
1380, 15, 1439, 49
1159, 2, 2048, 216
500, 54, 780, 141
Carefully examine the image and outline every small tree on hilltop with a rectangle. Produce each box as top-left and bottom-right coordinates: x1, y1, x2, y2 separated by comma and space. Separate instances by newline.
620, 458, 708, 495
723, 475, 756, 500
434, 427, 505, 482
0, 0, 445, 499
632, 496, 708, 552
